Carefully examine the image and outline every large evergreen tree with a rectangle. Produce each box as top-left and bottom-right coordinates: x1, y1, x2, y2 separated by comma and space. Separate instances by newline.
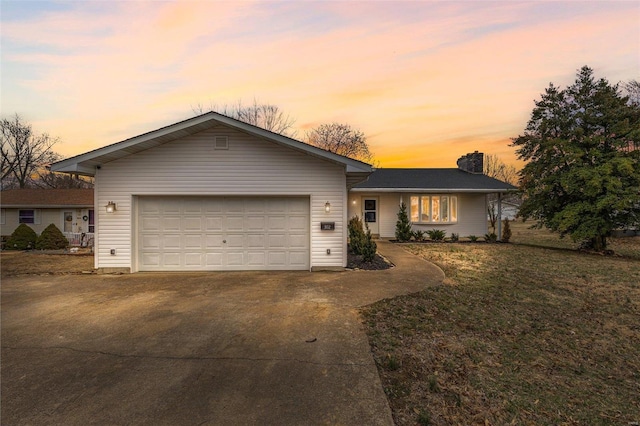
513, 66, 640, 251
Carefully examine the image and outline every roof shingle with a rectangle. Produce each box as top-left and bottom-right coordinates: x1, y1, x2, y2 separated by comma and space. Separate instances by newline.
352, 169, 516, 192
1, 189, 94, 207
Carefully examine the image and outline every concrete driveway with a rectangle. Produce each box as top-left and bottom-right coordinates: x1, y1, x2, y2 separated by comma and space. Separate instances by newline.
1, 242, 443, 425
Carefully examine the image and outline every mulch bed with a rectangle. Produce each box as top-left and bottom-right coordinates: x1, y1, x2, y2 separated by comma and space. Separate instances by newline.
347, 251, 392, 270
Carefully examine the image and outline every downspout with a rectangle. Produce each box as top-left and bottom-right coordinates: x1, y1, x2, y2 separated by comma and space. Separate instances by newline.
497, 192, 503, 241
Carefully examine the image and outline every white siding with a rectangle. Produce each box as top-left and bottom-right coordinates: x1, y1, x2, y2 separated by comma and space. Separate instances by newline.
96, 127, 346, 271
348, 192, 489, 238
348, 193, 400, 238
0, 208, 87, 236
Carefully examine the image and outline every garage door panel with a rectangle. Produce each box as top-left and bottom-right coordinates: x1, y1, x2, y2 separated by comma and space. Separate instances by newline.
269, 216, 286, 230
141, 217, 161, 231
247, 252, 266, 266
142, 234, 161, 249
226, 252, 244, 266
184, 217, 203, 231
289, 215, 307, 230
184, 235, 203, 249
226, 216, 244, 231
163, 217, 181, 231
268, 251, 287, 266
141, 253, 161, 267
138, 196, 309, 271
163, 253, 181, 266
268, 234, 286, 249
289, 233, 307, 248
225, 234, 244, 248
164, 235, 182, 250
247, 216, 265, 230
184, 253, 202, 266
247, 234, 266, 248
205, 217, 223, 231
288, 199, 307, 213
289, 251, 308, 267
183, 199, 203, 214
205, 234, 223, 248
206, 252, 223, 266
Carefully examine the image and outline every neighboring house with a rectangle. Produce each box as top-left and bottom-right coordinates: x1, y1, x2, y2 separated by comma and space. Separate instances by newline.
488, 199, 521, 221
0, 189, 95, 242
51, 112, 372, 273
348, 152, 516, 238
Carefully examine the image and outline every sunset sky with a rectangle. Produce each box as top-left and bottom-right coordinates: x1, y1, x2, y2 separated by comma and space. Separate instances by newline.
1, 1, 638, 169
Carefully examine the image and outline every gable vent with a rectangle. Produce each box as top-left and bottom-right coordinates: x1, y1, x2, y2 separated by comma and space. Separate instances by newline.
214, 136, 229, 150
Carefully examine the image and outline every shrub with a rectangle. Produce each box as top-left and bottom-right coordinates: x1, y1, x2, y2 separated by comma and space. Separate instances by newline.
450, 232, 459, 242
468, 235, 479, 242
361, 222, 377, 262
348, 215, 366, 255
502, 218, 512, 242
485, 232, 498, 243
395, 202, 412, 242
412, 229, 425, 242
426, 229, 446, 241
36, 223, 69, 250
6, 223, 37, 250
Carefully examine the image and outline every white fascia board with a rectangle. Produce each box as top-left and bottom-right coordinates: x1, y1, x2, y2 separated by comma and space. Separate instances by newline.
51, 112, 373, 175
222, 116, 373, 172
350, 188, 515, 193
51, 114, 218, 174
51, 163, 98, 176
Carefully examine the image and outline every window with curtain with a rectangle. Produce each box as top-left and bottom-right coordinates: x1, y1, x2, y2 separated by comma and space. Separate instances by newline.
409, 195, 458, 224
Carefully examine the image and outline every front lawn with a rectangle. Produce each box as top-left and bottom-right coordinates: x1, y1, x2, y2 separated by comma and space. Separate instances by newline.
361, 223, 640, 425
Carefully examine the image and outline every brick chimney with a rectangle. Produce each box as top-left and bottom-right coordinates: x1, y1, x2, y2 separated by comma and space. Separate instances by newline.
457, 151, 484, 174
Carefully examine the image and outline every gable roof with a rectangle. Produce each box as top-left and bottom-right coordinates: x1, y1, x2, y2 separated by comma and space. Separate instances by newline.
351, 168, 516, 193
1, 189, 94, 208
50, 112, 373, 177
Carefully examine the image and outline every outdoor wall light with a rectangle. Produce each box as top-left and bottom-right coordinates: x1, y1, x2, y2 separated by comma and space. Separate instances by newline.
325, 201, 331, 213
105, 201, 117, 213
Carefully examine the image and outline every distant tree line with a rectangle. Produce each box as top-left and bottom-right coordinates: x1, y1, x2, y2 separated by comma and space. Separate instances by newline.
1, 114, 92, 190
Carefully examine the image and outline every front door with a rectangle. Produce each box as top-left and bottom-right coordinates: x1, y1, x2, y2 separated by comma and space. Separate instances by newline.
362, 197, 379, 235
63, 211, 73, 232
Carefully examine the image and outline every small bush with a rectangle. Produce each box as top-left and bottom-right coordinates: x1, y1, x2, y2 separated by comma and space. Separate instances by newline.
348, 215, 366, 255
361, 222, 377, 262
427, 229, 446, 241
5, 224, 37, 250
412, 229, 425, 242
36, 223, 69, 250
450, 232, 459, 242
485, 232, 498, 243
468, 235, 479, 242
502, 218, 512, 242
395, 202, 412, 242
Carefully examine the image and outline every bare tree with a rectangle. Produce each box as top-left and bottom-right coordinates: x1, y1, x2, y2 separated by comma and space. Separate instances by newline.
1, 114, 60, 189
192, 99, 297, 137
35, 170, 94, 189
622, 79, 640, 106
305, 123, 374, 164
483, 153, 518, 185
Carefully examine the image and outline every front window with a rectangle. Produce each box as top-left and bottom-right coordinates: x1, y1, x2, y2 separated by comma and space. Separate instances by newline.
409, 195, 458, 224
19, 209, 35, 224
88, 209, 95, 233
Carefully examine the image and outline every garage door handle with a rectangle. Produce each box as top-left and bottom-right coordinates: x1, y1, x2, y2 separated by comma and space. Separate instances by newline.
223, 240, 226, 244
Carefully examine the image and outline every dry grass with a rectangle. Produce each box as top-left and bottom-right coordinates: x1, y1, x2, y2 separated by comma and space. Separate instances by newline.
361, 225, 640, 425
1, 251, 94, 277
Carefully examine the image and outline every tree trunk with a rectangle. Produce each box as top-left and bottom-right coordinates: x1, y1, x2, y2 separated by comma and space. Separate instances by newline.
588, 235, 608, 251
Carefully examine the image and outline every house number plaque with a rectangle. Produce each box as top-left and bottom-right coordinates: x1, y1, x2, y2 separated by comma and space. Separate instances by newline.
320, 222, 335, 231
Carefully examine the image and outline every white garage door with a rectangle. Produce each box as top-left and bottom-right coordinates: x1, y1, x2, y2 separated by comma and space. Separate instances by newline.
137, 196, 310, 271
